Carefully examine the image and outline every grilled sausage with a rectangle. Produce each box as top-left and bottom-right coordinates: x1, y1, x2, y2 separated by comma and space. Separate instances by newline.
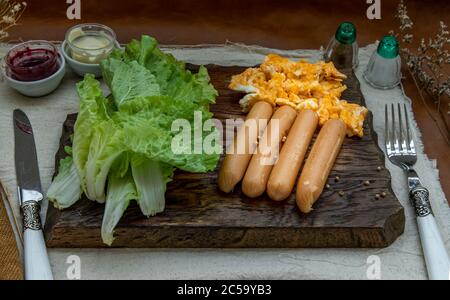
267, 109, 319, 201
218, 101, 273, 193
242, 105, 297, 198
296, 118, 346, 213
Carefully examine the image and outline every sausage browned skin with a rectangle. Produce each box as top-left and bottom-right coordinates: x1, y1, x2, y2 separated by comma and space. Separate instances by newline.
242, 105, 297, 198
267, 109, 319, 201
296, 118, 346, 213
218, 101, 273, 193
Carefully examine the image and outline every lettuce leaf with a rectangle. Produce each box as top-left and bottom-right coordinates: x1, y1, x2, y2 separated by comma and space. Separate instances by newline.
101, 58, 160, 107
117, 96, 220, 173
72, 75, 111, 197
104, 35, 218, 108
47, 155, 82, 210
84, 119, 125, 202
131, 156, 174, 217
101, 166, 136, 246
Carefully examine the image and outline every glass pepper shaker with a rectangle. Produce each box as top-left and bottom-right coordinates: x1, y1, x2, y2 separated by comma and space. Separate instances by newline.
324, 22, 359, 70
363, 35, 401, 89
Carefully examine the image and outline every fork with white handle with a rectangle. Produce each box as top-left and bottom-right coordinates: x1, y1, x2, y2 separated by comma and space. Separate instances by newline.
385, 103, 450, 280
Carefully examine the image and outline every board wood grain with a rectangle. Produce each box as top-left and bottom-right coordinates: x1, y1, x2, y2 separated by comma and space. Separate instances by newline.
44, 65, 405, 248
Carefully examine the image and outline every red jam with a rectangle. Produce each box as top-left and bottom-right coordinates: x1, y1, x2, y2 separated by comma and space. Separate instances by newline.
6, 42, 60, 82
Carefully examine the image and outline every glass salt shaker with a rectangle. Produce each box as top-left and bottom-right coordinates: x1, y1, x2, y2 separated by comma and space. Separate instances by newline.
363, 35, 401, 89
324, 22, 359, 70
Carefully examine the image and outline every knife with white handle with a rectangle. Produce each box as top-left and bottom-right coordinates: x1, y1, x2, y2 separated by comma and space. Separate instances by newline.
14, 109, 53, 280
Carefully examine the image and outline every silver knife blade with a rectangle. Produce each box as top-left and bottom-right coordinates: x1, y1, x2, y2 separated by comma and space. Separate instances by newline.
13, 109, 42, 196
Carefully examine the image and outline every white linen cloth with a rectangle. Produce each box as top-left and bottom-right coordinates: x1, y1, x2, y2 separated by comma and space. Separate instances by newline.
0, 42, 449, 280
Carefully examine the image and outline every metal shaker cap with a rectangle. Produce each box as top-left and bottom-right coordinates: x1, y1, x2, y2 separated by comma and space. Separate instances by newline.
335, 22, 357, 45
377, 35, 399, 59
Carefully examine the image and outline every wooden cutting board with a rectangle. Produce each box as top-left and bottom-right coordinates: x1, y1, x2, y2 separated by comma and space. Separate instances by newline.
44, 65, 405, 248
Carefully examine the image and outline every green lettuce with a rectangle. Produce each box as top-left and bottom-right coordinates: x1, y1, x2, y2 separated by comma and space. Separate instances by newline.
47, 35, 221, 245
101, 58, 160, 107
101, 166, 136, 246
47, 154, 82, 210
131, 156, 173, 217
105, 35, 217, 109
72, 75, 111, 200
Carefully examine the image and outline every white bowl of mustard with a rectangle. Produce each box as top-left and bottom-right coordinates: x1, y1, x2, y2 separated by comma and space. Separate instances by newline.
63, 23, 117, 77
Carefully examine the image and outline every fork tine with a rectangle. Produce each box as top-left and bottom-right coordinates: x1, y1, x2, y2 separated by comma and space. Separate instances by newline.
391, 103, 400, 154
403, 104, 416, 154
397, 103, 407, 152
397, 103, 402, 150
385, 104, 393, 153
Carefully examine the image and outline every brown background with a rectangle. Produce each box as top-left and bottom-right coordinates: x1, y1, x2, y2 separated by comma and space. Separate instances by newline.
6, 0, 450, 200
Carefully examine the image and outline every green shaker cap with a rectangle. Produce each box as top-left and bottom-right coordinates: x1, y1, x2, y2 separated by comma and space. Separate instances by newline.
335, 22, 357, 44
377, 35, 399, 59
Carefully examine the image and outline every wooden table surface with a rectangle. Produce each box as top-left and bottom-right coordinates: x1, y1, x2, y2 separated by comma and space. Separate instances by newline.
6, 0, 450, 201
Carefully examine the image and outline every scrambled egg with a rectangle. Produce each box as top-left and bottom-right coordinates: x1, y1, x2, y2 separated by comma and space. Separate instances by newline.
229, 54, 368, 137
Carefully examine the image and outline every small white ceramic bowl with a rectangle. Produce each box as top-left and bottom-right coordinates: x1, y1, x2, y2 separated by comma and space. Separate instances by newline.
4, 54, 66, 97
61, 40, 103, 78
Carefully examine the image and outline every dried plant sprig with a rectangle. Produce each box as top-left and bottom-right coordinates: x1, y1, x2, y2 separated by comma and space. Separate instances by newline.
0, 0, 26, 41
391, 0, 450, 141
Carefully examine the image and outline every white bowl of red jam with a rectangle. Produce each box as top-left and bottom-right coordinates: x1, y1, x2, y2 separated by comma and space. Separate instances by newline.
3, 40, 66, 97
